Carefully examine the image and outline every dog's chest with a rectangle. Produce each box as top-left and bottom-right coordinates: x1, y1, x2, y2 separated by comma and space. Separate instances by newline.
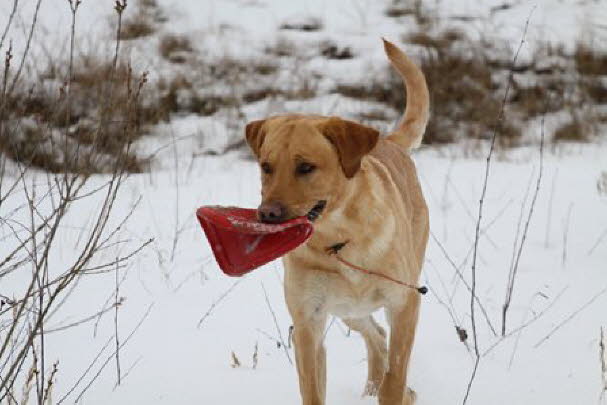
323, 278, 386, 318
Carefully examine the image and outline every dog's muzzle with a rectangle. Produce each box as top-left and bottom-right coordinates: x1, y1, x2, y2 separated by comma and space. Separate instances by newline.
306, 200, 327, 222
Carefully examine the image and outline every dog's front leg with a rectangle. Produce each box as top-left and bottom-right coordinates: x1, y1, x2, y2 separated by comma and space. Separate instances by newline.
291, 309, 327, 405
379, 292, 420, 405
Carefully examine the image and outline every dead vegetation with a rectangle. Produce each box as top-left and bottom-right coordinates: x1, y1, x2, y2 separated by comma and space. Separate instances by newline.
332, 27, 606, 147
574, 43, 607, 76
0, 2, 153, 402
159, 34, 193, 64
3, 1, 606, 172
265, 37, 297, 57
279, 16, 323, 32
120, 0, 166, 40
1, 55, 160, 173
553, 117, 592, 142
385, 0, 431, 26
320, 40, 355, 60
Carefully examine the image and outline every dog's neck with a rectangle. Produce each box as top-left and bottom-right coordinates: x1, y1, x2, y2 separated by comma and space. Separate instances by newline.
290, 158, 397, 273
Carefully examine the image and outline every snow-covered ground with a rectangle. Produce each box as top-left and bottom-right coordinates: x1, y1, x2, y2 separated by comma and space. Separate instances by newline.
1, 1, 607, 404
5, 141, 604, 405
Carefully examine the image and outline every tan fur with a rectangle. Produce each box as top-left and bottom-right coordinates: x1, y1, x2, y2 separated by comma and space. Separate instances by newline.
383, 38, 430, 150
246, 40, 429, 405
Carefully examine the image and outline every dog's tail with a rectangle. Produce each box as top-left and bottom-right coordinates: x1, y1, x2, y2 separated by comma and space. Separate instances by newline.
382, 38, 429, 150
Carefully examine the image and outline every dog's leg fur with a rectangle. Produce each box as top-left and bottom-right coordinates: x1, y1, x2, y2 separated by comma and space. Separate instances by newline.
343, 316, 388, 396
291, 312, 328, 405
379, 292, 421, 405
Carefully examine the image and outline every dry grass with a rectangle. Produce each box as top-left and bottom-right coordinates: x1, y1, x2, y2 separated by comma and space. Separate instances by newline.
320, 40, 354, 60
1, 54, 162, 173
120, 0, 165, 40
334, 29, 521, 145
406, 29, 464, 49
420, 44, 520, 145
334, 29, 607, 148
574, 43, 607, 76
510, 82, 565, 117
279, 16, 323, 32
121, 18, 155, 40
159, 34, 193, 64
265, 37, 297, 57
385, 0, 430, 25
553, 117, 591, 142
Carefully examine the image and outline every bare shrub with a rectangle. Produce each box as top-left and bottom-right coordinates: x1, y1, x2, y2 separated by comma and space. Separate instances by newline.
406, 29, 464, 49
0, 1, 151, 402
385, 0, 430, 25
334, 69, 404, 113
265, 37, 297, 57
120, 0, 165, 40
121, 18, 155, 40
509, 82, 565, 117
2, 54, 160, 173
279, 16, 323, 32
319, 40, 354, 60
553, 117, 592, 142
159, 34, 193, 64
574, 43, 607, 76
421, 46, 518, 145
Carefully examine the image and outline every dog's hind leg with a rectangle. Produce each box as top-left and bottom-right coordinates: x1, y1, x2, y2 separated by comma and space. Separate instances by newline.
343, 316, 388, 397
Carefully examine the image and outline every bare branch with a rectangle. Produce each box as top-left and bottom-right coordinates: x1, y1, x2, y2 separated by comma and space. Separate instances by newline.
260, 282, 292, 365
501, 116, 545, 335
197, 280, 241, 328
462, 7, 535, 404
534, 287, 607, 349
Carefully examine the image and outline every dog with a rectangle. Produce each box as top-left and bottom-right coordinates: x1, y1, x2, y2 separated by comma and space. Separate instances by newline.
245, 39, 429, 405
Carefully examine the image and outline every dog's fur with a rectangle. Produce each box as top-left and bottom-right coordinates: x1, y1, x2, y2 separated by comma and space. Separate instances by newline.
245, 39, 430, 405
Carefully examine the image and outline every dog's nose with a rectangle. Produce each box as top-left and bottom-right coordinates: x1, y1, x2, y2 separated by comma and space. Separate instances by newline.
258, 201, 287, 223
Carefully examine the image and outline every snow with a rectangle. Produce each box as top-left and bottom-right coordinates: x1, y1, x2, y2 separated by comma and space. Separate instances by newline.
1, 0, 607, 404
3, 141, 606, 404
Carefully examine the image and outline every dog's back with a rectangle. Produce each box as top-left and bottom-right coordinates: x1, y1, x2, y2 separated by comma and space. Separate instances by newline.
370, 139, 429, 271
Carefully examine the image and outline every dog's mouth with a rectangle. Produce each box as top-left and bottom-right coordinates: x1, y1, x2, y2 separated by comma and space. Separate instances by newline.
306, 200, 327, 222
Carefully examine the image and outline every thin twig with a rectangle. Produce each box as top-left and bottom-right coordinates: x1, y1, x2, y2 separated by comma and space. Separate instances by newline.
462, 8, 534, 404
196, 280, 241, 328
588, 227, 607, 256
56, 336, 114, 404
0, 0, 19, 52
8, 0, 43, 94
430, 232, 497, 336
260, 282, 292, 365
482, 286, 568, 357
544, 169, 558, 248
562, 203, 574, 267
600, 326, 606, 403
114, 260, 122, 386
75, 303, 153, 403
534, 287, 607, 349
501, 116, 545, 336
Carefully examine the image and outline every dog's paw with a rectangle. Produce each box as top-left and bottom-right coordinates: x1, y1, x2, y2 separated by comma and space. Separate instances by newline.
363, 380, 380, 397
402, 387, 417, 405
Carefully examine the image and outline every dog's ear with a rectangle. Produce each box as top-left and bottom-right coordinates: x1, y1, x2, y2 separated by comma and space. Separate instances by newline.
322, 118, 379, 178
245, 119, 267, 159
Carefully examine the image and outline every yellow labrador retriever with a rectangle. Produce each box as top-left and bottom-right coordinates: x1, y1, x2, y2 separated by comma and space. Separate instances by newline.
245, 39, 429, 405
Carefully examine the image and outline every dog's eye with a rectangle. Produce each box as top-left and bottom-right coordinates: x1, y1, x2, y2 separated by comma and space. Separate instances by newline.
261, 162, 273, 174
296, 162, 316, 175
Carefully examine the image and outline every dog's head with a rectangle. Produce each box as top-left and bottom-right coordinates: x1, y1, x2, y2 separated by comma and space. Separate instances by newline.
246, 115, 379, 223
